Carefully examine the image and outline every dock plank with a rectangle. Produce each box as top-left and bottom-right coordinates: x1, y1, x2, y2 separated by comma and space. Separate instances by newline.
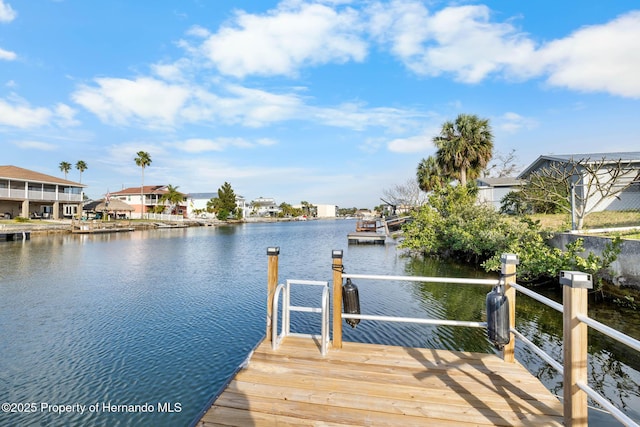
196, 337, 563, 426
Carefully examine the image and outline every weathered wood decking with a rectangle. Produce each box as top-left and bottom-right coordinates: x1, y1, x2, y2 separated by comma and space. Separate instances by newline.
196, 336, 563, 426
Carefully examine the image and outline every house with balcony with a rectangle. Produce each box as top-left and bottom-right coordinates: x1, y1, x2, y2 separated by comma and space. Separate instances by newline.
250, 197, 281, 217
0, 165, 85, 219
110, 185, 187, 218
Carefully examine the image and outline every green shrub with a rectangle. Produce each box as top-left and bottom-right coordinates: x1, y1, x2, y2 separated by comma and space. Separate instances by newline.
401, 184, 621, 287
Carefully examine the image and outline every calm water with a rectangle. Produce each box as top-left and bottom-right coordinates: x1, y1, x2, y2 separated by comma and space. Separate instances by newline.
0, 220, 638, 426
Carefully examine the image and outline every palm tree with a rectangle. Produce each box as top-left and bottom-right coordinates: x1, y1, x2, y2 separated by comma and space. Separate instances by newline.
134, 151, 152, 218
59, 161, 72, 179
416, 155, 445, 192
75, 160, 88, 183
159, 184, 185, 216
433, 114, 493, 186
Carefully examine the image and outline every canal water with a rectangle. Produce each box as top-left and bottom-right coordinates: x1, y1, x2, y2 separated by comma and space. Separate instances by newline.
0, 220, 638, 426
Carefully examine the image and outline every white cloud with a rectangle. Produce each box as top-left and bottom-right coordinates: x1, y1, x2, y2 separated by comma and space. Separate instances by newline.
0, 98, 52, 128
176, 137, 254, 153
71, 77, 191, 128
200, 2, 367, 78
369, 1, 535, 83
0, 47, 16, 60
387, 133, 434, 153
368, 2, 640, 98
54, 103, 80, 127
533, 11, 640, 98
310, 102, 427, 133
186, 25, 210, 38
12, 140, 57, 151
0, 0, 16, 23
497, 112, 537, 133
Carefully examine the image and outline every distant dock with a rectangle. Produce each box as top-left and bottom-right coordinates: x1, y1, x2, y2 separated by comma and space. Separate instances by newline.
71, 220, 134, 234
0, 230, 30, 241
347, 231, 387, 244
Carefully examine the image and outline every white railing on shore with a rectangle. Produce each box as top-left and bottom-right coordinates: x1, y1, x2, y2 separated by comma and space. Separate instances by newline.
136, 213, 185, 221
265, 250, 640, 427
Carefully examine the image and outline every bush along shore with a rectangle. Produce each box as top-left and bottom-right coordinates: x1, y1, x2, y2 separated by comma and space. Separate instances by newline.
400, 184, 636, 307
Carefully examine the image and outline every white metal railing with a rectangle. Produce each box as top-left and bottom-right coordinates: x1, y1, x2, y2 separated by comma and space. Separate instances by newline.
339, 272, 640, 427
342, 273, 496, 328
138, 213, 185, 221
510, 281, 640, 427
272, 279, 330, 356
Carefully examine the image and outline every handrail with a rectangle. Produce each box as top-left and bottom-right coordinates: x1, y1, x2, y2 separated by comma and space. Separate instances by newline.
577, 381, 639, 427
511, 282, 563, 313
271, 284, 286, 350
341, 273, 494, 329
509, 282, 640, 427
264, 249, 640, 426
271, 279, 330, 356
338, 265, 640, 427
343, 313, 486, 328
345, 273, 499, 286
510, 328, 564, 374
576, 313, 640, 353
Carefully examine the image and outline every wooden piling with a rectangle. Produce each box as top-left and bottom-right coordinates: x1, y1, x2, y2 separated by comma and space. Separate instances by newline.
332, 250, 344, 349
501, 254, 518, 363
561, 271, 592, 427
266, 247, 280, 342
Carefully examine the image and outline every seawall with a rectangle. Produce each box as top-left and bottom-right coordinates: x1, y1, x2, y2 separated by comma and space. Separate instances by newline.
548, 233, 640, 291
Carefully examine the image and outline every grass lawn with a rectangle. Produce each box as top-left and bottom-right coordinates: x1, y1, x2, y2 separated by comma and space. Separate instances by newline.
529, 211, 640, 232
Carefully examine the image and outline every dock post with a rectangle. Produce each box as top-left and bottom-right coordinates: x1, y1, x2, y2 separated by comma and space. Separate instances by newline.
266, 247, 280, 342
501, 253, 518, 363
332, 249, 344, 349
561, 270, 592, 427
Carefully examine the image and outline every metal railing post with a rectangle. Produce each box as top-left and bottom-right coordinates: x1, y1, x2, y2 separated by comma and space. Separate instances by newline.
266, 247, 280, 342
332, 249, 344, 349
501, 253, 518, 363
561, 270, 592, 427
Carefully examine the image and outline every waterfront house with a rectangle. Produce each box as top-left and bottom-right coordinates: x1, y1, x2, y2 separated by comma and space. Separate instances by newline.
314, 204, 337, 218
0, 165, 85, 220
476, 177, 523, 210
187, 193, 248, 219
518, 152, 640, 212
110, 185, 187, 218
250, 197, 281, 217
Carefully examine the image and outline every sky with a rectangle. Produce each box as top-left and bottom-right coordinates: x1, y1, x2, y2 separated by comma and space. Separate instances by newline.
1, 0, 639, 209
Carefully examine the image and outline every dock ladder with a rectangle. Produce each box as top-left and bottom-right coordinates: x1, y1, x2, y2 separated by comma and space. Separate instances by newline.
272, 279, 330, 356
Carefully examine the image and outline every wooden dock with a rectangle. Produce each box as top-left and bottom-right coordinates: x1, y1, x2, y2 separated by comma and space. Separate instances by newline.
347, 231, 387, 244
71, 220, 134, 234
195, 336, 563, 426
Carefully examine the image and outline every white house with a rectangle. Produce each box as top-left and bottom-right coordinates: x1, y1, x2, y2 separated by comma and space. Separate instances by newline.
476, 177, 523, 210
110, 185, 187, 218
0, 165, 85, 219
187, 193, 248, 219
314, 204, 337, 218
250, 197, 281, 217
518, 152, 640, 213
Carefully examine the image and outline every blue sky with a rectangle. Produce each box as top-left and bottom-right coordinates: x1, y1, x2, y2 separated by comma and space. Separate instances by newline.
1, 0, 639, 208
